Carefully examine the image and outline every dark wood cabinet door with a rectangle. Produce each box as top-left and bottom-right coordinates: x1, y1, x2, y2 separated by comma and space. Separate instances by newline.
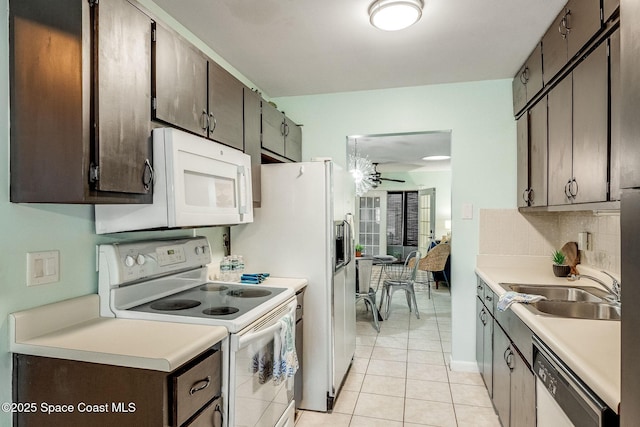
492, 323, 511, 427
512, 65, 527, 115
621, 0, 640, 189
516, 114, 529, 208
244, 88, 262, 206
604, 0, 620, 22
154, 24, 208, 137
482, 307, 493, 396
542, 8, 568, 85
610, 30, 621, 200
572, 42, 608, 204
284, 117, 302, 162
208, 61, 244, 150
526, 43, 543, 101
566, 0, 603, 60
95, 0, 152, 195
261, 101, 285, 156
529, 99, 548, 207
510, 349, 535, 427
547, 76, 573, 205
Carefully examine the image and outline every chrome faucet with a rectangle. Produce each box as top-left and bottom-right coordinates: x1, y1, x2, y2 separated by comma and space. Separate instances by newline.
572, 271, 621, 303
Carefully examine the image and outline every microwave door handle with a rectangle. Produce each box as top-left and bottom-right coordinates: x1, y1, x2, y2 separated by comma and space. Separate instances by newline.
237, 165, 248, 217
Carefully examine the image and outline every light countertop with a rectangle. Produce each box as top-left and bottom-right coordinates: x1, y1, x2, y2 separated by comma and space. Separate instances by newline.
475, 255, 620, 413
9, 294, 228, 372
261, 277, 308, 293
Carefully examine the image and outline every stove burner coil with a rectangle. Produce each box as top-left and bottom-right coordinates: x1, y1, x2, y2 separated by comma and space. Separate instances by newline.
149, 299, 201, 311
203, 306, 240, 316
200, 284, 230, 292
226, 289, 272, 298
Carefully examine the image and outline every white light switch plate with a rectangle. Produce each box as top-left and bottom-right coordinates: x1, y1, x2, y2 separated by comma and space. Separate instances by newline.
462, 203, 473, 220
27, 250, 60, 286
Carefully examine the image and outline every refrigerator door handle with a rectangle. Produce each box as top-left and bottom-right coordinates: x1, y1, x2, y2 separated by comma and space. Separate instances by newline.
344, 218, 353, 266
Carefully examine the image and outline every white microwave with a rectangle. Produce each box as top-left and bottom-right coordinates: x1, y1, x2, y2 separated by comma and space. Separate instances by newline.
95, 128, 253, 234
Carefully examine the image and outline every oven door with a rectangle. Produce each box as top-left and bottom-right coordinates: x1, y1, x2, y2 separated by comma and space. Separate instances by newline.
161, 127, 253, 227
228, 299, 297, 427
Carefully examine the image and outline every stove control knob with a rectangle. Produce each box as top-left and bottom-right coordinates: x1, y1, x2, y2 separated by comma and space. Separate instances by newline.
136, 254, 146, 265
195, 246, 204, 255
124, 255, 135, 268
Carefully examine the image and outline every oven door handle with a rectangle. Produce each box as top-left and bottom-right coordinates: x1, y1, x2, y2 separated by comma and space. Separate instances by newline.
237, 304, 296, 350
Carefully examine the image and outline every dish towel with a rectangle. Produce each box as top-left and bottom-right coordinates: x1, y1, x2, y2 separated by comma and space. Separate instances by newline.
250, 341, 274, 385
272, 313, 299, 385
497, 291, 547, 312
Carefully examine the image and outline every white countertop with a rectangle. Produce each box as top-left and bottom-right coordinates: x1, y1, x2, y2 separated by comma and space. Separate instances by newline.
9, 294, 228, 372
261, 277, 308, 293
475, 255, 620, 413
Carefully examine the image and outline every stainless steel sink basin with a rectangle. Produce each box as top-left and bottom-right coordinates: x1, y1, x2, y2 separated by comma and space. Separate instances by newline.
504, 284, 608, 303
531, 300, 621, 321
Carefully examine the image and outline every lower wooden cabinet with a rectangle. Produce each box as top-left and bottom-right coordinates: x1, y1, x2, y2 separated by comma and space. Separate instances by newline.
13, 348, 222, 427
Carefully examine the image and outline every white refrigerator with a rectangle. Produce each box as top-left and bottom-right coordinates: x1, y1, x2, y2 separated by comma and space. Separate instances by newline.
231, 159, 356, 412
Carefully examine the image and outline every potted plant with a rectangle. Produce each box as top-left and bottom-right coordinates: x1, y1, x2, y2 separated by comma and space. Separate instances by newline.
355, 244, 364, 257
552, 250, 571, 277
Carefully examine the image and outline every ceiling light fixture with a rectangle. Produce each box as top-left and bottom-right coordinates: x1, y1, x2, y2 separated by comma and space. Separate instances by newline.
369, 0, 424, 31
422, 155, 450, 161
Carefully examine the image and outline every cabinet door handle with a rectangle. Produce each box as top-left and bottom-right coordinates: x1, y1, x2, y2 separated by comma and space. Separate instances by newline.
564, 180, 572, 199
570, 178, 578, 198
142, 159, 154, 192
280, 121, 286, 137
214, 403, 224, 427
520, 67, 529, 85
189, 376, 211, 395
201, 110, 210, 132
284, 122, 290, 137
522, 189, 529, 204
209, 112, 217, 133
485, 295, 493, 302
559, 10, 571, 39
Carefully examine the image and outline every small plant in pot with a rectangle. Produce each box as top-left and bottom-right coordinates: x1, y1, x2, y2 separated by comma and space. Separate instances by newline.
355, 244, 364, 257
552, 250, 571, 277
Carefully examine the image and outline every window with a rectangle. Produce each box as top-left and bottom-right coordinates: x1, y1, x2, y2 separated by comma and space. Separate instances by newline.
387, 191, 418, 246
358, 196, 381, 256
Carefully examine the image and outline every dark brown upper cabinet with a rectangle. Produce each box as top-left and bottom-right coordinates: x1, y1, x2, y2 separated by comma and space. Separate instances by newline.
512, 43, 543, 115
604, 0, 620, 22
153, 25, 244, 151
10, 0, 153, 203
609, 29, 621, 200
261, 101, 302, 162
542, 0, 602, 85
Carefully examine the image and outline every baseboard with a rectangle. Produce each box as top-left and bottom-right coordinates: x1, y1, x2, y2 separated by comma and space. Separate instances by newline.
449, 356, 480, 373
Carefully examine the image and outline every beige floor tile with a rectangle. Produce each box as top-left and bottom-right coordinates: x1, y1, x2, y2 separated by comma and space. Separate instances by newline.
367, 359, 407, 378
405, 378, 452, 403
441, 341, 452, 352
356, 335, 377, 347
408, 362, 449, 383
404, 398, 457, 426
295, 410, 351, 427
353, 392, 405, 421
361, 374, 406, 397
371, 346, 408, 362
349, 415, 403, 427
450, 383, 493, 407
333, 390, 359, 414
378, 326, 409, 338
352, 357, 370, 374
455, 403, 501, 427
342, 371, 365, 392
355, 345, 374, 359
380, 317, 411, 329
408, 338, 442, 352
408, 349, 445, 365
447, 370, 484, 386
409, 329, 441, 341
375, 336, 409, 349
356, 322, 379, 336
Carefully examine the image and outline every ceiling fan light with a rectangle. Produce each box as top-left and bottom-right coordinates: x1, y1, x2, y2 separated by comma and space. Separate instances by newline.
422, 155, 450, 161
369, 0, 424, 31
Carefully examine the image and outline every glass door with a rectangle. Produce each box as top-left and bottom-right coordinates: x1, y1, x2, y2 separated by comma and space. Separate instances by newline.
418, 188, 436, 255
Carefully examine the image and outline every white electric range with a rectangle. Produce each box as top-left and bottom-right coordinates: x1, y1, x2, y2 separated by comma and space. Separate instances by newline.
98, 236, 297, 427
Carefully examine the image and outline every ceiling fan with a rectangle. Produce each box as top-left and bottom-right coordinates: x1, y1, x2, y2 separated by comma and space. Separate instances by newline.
370, 163, 406, 187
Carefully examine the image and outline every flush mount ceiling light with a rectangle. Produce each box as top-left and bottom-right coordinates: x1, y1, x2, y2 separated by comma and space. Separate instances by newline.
422, 155, 451, 161
369, 0, 424, 31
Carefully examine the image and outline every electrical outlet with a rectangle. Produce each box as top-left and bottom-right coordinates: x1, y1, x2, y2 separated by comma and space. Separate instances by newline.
27, 251, 60, 286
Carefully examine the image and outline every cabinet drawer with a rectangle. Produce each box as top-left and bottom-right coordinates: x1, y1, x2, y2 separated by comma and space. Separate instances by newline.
173, 350, 222, 426
184, 396, 223, 427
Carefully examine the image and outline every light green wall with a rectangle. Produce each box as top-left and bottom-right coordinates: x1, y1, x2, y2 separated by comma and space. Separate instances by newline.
0, 1, 229, 423
273, 80, 517, 369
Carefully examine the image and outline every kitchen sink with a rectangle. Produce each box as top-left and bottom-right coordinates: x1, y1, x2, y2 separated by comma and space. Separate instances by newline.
531, 300, 621, 321
504, 284, 608, 303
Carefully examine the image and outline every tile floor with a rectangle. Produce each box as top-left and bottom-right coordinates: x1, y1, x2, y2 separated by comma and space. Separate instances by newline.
295, 273, 501, 427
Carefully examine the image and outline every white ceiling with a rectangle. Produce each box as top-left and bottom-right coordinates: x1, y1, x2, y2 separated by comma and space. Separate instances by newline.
152, 0, 566, 98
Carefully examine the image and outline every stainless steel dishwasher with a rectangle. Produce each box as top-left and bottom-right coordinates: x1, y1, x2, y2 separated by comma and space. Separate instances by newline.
294, 288, 305, 409
533, 336, 619, 427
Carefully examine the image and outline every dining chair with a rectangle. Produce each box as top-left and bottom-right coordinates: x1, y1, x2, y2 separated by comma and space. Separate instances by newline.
380, 250, 422, 319
416, 243, 451, 299
355, 258, 380, 332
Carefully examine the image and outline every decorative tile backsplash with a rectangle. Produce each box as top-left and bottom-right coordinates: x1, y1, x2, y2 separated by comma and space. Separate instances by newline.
479, 209, 620, 274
